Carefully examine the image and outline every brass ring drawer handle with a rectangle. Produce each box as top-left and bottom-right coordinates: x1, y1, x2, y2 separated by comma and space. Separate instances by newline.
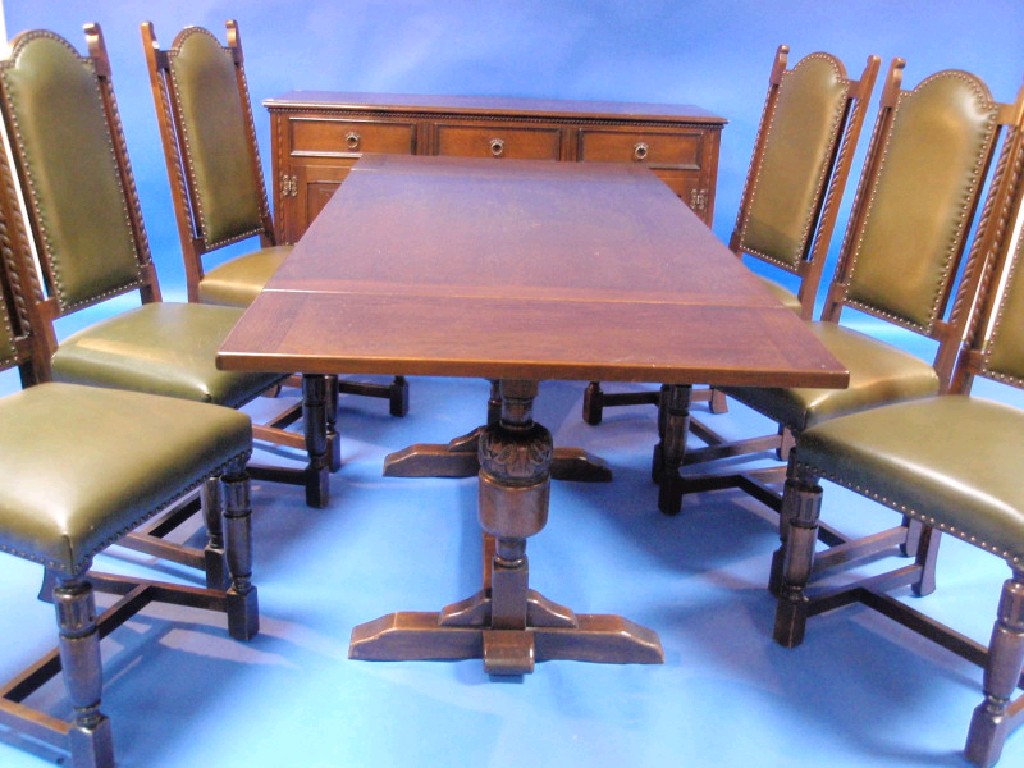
346, 131, 361, 151
489, 137, 505, 158
633, 141, 650, 162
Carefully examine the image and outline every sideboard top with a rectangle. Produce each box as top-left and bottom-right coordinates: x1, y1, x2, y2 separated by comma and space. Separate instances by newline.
264, 91, 727, 125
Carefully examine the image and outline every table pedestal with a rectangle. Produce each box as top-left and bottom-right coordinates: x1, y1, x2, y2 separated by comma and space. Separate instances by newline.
350, 379, 663, 675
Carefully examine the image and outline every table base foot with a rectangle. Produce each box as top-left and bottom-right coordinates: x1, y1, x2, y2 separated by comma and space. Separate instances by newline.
384, 439, 612, 482
348, 607, 663, 672
383, 442, 481, 477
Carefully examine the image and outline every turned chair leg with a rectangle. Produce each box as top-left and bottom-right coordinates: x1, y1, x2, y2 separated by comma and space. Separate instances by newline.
389, 375, 409, 417
582, 381, 604, 425
654, 385, 692, 516
200, 476, 229, 590
768, 474, 798, 597
302, 374, 330, 508
54, 569, 114, 768
772, 463, 822, 648
222, 460, 259, 641
326, 375, 341, 472
965, 568, 1024, 768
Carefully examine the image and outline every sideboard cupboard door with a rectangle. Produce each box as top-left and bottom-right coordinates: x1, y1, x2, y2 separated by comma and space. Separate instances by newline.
267, 92, 725, 242
273, 115, 418, 240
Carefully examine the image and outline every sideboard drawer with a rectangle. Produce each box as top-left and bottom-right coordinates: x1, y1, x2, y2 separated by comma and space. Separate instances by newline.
290, 118, 416, 156
435, 124, 562, 160
579, 128, 703, 168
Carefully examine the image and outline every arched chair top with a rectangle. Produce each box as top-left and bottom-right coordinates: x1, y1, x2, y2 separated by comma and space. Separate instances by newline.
842, 68, 1001, 334
737, 50, 854, 271
164, 23, 267, 248
0, 29, 149, 313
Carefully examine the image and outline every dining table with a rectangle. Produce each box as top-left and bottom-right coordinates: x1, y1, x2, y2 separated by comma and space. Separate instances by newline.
217, 153, 848, 675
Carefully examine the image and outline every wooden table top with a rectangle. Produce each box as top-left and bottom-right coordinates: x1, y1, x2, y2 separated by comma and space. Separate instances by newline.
264, 91, 726, 124
217, 154, 847, 388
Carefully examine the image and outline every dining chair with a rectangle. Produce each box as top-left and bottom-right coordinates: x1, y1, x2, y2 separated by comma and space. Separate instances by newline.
771, 98, 1024, 767
669, 61, 1019, 534
0, 113, 258, 768
0, 24, 327, 590
141, 19, 409, 419
582, 45, 879, 428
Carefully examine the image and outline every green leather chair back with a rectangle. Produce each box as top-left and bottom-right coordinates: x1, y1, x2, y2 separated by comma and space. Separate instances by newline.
0, 32, 142, 312
845, 71, 1000, 332
739, 54, 851, 271
168, 27, 264, 248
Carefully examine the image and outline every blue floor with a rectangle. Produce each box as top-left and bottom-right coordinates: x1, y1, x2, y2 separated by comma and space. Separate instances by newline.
0, 357, 1021, 767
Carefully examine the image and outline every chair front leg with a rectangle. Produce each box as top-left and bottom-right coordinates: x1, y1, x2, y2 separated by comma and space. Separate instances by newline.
582, 381, 605, 425
222, 459, 259, 641
326, 374, 341, 472
54, 569, 114, 768
768, 471, 801, 597
200, 476, 229, 590
772, 461, 822, 649
389, 375, 410, 417
965, 567, 1024, 768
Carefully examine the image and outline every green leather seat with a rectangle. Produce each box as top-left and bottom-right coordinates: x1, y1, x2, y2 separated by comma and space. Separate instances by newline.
797, 396, 1024, 563
726, 321, 940, 431
198, 245, 292, 307
50, 302, 284, 407
0, 382, 251, 574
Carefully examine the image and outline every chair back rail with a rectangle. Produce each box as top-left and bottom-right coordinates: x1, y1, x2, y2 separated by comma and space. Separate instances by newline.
731, 45, 880, 319
143, 20, 276, 301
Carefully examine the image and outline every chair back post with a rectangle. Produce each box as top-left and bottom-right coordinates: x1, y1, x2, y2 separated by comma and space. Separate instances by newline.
0, 74, 57, 384
948, 84, 1024, 395
821, 58, 905, 321
224, 19, 277, 248
729, 44, 789, 256
0, 132, 53, 385
794, 53, 881, 319
141, 20, 206, 301
83, 23, 160, 304
0, 159, 28, 379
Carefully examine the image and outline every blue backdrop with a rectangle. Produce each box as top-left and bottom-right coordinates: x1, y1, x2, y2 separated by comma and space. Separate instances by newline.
5, 0, 1022, 295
